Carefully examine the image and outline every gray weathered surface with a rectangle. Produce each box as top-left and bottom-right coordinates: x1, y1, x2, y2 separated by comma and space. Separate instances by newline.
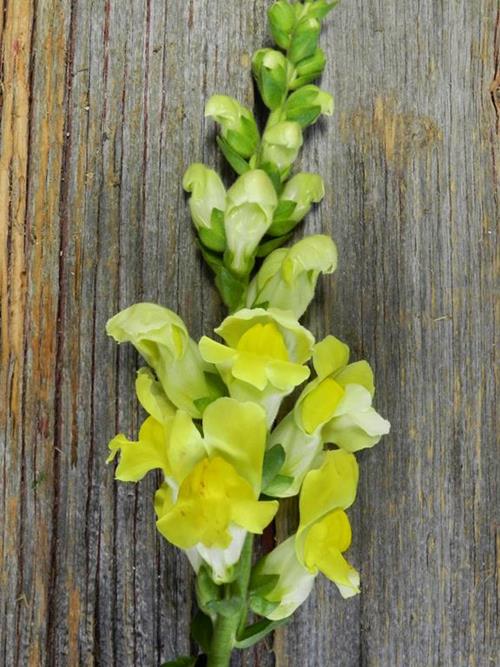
1, 1, 498, 665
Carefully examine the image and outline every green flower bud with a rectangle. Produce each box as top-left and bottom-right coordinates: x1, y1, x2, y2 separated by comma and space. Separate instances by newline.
252, 49, 289, 111
261, 121, 303, 178
289, 48, 326, 89
223, 170, 278, 275
205, 95, 259, 158
283, 85, 333, 128
288, 17, 321, 64
303, 0, 340, 20
246, 234, 337, 318
269, 172, 325, 236
268, 1, 296, 49
182, 163, 226, 251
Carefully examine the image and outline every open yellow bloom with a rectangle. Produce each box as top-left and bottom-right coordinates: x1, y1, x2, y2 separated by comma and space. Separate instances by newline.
199, 308, 314, 425
251, 450, 359, 620
156, 456, 277, 550
266, 335, 390, 496
108, 397, 278, 582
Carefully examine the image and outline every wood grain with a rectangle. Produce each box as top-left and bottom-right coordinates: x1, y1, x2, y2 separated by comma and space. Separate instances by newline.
1, 1, 498, 665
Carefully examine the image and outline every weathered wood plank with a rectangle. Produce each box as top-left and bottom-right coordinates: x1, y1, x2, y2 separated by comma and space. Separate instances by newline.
1, 1, 497, 666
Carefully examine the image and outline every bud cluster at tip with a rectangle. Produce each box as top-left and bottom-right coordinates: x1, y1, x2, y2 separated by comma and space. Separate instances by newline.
182, 0, 337, 313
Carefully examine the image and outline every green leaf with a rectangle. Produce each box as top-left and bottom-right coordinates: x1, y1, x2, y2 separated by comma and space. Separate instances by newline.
256, 233, 292, 258
191, 611, 213, 653
261, 444, 286, 490
235, 617, 291, 649
216, 136, 251, 175
206, 596, 244, 617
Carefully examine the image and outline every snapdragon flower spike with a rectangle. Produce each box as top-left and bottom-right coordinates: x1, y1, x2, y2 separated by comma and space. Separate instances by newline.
266, 335, 390, 497
251, 449, 359, 620
199, 307, 313, 426
246, 234, 337, 318
106, 303, 224, 418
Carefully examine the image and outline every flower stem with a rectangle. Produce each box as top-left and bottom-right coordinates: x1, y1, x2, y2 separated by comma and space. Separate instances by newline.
206, 535, 254, 667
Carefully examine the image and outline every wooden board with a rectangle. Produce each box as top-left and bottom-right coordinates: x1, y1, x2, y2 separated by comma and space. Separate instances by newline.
1, 1, 498, 665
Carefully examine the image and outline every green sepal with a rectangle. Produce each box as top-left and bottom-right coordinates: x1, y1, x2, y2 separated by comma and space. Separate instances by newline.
255, 232, 293, 258
248, 595, 280, 618
272, 199, 297, 223
234, 617, 291, 649
249, 572, 280, 597
191, 610, 213, 653
197, 244, 247, 312
263, 474, 293, 496
261, 444, 286, 491
197, 209, 226, 252
260, 161, 283, 192
288, 18, 321, 64
289, 48, 326, 89
216, 136, 251, 175
305, 0, 340, 20
203, 371, 228, 400
195, 565, 222, 614
216, 266, 248, 312
285, 104, 322, 129
268, 1, 296, 49
206, 596, 244, 618
225, 128, 257, 159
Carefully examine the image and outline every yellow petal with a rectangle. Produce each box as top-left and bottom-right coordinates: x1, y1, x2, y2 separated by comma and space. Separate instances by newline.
312, 335, 350, 378
300, 377, 345, 433
302, 509, 360, 597
198, 336, 236, 364
298, 450, 359, 536
266, 359, 310, 391
232, 499, 279, 533
236, 322, 289, 361
156, 456, 276, 550
108, 417, 171, 482
335, 360, 375, 395
168, 411, 207, 484
203, 398, 267, 493
232, 353, 268, 390
135, 367, 176, 421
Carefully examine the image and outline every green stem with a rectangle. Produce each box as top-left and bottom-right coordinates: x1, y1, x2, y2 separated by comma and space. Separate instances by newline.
206, 535, 254, 667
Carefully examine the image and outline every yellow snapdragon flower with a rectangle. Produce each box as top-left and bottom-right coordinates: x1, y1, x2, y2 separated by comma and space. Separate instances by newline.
251, 450, 359, 620
108, 397, 278, 582
106, 303, 223, 418
266, 335, 390, 496
199, 308, 314, 425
